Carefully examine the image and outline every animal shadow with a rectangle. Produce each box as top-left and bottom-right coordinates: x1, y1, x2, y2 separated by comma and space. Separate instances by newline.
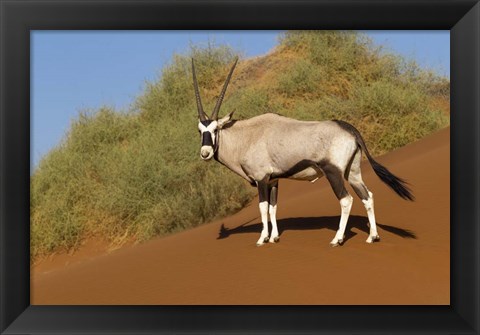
217, 215, 416, 243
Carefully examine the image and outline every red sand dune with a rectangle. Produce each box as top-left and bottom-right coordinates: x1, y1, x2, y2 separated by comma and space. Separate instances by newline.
31, 127, 450, 305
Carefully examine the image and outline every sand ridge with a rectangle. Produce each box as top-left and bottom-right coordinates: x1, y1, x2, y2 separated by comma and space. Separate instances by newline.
31, 127, 450, 305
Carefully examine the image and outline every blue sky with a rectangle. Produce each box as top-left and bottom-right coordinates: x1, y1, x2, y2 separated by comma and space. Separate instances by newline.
31, 30, 449, 170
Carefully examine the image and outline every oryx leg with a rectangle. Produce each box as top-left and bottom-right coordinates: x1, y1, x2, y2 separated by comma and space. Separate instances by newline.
256, 181, 270, 246
323, 164, 353, 246
347, 149, 380, 243
268, 181, 280, 243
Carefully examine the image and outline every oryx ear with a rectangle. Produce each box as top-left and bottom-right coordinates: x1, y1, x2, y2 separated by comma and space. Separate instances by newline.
217, 110, 235, 128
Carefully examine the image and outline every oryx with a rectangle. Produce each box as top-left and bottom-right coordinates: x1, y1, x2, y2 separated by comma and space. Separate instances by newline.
193, 58, 414, 247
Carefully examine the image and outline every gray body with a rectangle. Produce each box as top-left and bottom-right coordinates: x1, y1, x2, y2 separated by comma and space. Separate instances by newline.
216, 113, 355, 186
192, 59, 413, 246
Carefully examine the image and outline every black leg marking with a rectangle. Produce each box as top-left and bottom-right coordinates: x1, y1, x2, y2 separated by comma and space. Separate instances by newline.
321, 163, 348, 200
256, 181, 271, 246
258, 181, 269, 203
268, 181, 280, 243
350, 182, 369, 201
269, 180, 278, 207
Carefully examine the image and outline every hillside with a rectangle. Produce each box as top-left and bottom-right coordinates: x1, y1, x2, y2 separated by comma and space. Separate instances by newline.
30, 31, 450, 260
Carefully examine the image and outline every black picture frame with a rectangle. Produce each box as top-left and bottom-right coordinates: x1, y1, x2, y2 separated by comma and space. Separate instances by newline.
1, 0, 479, 334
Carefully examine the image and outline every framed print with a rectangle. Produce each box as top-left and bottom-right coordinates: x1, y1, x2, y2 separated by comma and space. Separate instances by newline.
1, 0, 479, 334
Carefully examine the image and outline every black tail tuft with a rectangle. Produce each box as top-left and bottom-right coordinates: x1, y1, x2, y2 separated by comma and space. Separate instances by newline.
333, 119, 414, 201
369, 160, 415, 201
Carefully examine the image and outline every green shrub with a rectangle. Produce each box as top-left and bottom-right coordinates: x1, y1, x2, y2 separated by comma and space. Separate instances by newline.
277, 59, 323, 97
224, 87, 273, 119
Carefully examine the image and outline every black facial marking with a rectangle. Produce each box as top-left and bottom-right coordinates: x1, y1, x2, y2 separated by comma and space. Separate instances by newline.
200, 120, 213, 127
202, 131, 214, 147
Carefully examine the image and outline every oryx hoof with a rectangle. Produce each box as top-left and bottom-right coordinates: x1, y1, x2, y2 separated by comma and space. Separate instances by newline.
269, 236, 280, 243
256, 236, 269, 246
366, 235, 380, 244
330, 239, 344, 247
330, 234, 345, 247
257, 236, 268, 247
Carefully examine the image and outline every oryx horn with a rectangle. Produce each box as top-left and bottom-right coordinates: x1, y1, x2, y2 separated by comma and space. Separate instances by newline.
192, 59, 208, 121
211, 58, 238, 121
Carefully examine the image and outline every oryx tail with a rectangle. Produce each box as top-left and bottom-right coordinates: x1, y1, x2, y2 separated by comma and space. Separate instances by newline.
334, 120, 414, 201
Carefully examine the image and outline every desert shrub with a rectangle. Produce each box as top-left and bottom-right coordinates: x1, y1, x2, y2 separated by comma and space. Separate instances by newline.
277, 59, 324, 97
224, 87, 273, 119
280, 31, 372, 76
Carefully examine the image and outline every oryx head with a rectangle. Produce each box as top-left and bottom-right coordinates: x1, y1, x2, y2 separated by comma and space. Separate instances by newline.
192, 58, 237, 160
